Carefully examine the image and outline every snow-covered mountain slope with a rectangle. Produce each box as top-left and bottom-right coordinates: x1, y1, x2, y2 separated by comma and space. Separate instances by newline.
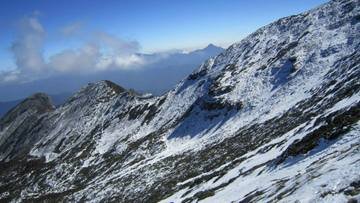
0, 0, 359, 202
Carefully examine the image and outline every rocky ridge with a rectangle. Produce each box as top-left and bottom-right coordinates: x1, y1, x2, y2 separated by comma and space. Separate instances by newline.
0, 0, 359, 202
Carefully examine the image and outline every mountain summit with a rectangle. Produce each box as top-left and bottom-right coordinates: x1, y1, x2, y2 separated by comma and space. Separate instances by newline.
0, 0, 359, 202
194, 43, 225, 55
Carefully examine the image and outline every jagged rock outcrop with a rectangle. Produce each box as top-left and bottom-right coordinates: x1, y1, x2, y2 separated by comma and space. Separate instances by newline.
0, 0, 359, 202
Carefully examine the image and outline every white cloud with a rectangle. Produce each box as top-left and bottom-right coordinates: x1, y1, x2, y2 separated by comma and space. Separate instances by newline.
95, 32, 140, 56
49, 43, 101, 73
1, 16, 148, 84
113, 54, 145, 68
0, 70, 21, 83
11, 15, 46, 73
48, 32, 144, 73
60, 22, 83, 36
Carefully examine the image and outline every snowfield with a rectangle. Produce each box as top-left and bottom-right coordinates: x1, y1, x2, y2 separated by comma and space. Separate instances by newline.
0, 0, 359, 202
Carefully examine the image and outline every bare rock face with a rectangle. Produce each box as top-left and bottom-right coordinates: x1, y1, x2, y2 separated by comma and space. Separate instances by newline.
0, 0, 360, 202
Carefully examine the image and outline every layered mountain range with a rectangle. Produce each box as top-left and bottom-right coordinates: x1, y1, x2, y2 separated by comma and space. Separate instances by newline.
0, 0, 359, 202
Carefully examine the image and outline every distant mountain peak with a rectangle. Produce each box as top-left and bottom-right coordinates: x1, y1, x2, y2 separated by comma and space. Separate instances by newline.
100, 80, 127, 94
203, 43, 222, 50
205, 43, 218, 49
191, 43, 224, 55
64, 80, 148, 108
0, 92, 54, 130
13, 92, 54, 114
79, 80, 125, 96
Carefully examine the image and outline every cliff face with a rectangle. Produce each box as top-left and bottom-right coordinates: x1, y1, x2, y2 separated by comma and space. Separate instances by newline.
0, 0, 359, 202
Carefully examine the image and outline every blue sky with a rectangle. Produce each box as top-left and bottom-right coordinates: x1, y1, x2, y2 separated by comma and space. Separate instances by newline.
0, 0, 328, 72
